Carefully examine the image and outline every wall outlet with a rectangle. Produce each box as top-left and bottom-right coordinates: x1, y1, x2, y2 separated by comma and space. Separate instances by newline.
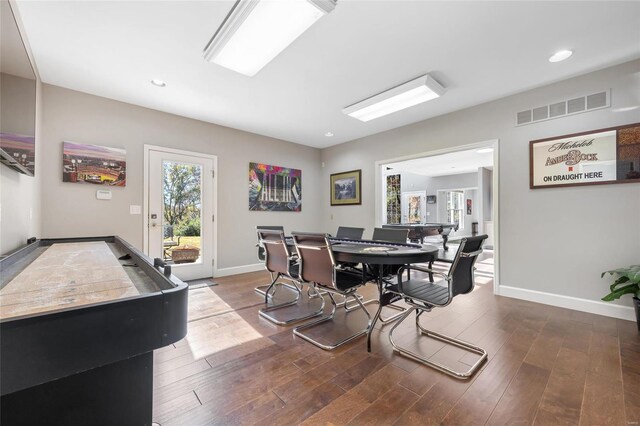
130, 205, 141, 215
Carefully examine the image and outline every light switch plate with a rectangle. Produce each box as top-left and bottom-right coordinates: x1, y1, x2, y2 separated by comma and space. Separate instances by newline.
130, 205, 141, 215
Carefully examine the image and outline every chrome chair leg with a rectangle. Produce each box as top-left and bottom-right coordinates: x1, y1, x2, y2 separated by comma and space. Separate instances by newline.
378, 302, 407, 324
260, 273, 301, 308
259, 284, 325, 325
293, 291, 371, 350
389, 308, 487, 380
255, 272, 300, 297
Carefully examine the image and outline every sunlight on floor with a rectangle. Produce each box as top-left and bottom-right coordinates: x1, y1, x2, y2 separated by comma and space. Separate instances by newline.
183, 289, 265, 360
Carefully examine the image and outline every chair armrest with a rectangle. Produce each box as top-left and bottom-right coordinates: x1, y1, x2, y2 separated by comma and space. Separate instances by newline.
397, 265, 450, 284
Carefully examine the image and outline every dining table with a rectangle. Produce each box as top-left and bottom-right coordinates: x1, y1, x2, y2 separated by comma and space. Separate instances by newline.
328, 238, 438, 351
280, 236, 439, 351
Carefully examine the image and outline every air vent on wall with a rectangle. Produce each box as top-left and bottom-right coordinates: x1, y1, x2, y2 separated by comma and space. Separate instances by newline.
516, 89, 610, 126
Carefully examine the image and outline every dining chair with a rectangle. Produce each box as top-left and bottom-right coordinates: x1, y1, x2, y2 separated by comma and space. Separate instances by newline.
291, 232, 371, 350
255, 225, 297, 297
257, 229, 324, 325
381, 224, 421, 243
369, 227, 412, 324
372, 227, 409, 243
335, 226, 365, 240
389, 234, 488, 379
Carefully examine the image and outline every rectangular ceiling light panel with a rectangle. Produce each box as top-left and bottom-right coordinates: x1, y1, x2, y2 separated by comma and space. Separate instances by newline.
343, 74, 445, 122
204, 0, 336, 76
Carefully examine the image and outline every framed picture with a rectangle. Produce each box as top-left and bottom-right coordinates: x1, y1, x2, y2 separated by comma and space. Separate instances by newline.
249, 162, 301, 211
530, 122, 640, 189
426, 195, 437, 204
330, 169, 361, 206
62, 141, 126, 186
466, 199, 472, 215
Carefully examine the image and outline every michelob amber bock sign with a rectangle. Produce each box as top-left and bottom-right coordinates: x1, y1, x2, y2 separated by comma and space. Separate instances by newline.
530, 123, 640, 189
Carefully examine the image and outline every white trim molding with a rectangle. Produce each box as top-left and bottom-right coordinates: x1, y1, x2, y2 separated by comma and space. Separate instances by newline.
498, 285, 636, 322
215, 263, 264, 278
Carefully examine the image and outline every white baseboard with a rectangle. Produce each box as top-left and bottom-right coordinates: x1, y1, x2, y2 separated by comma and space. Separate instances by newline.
214, 263, 264, 278
498, 285, 636, 322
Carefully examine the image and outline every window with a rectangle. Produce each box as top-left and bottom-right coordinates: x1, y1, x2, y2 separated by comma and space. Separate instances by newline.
385, 174, 401, 224
446, 190, 464, 230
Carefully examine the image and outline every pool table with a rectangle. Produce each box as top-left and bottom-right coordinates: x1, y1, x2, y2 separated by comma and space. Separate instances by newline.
382, 222, 459, 250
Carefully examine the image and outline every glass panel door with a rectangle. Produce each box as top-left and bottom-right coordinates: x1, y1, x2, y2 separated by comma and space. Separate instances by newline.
162, 161, 202, 264
147, 148, 214, 281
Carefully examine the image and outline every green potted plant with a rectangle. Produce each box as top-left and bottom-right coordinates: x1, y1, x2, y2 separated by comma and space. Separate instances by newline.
601, 265, 640, 330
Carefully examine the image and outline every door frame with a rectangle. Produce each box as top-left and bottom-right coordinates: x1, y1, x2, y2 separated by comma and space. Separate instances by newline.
374, 138, 500, 295
143, 144, 218, 277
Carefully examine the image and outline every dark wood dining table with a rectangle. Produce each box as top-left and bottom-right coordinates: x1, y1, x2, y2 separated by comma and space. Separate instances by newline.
328, 239, 439, 351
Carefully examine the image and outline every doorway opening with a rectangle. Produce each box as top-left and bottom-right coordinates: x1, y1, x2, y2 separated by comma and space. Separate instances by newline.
144, 145, 217, 281
375, 140, 499, 291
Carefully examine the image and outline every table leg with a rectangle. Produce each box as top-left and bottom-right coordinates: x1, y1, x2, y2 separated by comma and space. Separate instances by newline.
367, 265, 384, 353
442, 233, 449, 251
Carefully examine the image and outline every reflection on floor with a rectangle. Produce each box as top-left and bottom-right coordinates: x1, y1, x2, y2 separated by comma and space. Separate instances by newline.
152, 253, 639, 425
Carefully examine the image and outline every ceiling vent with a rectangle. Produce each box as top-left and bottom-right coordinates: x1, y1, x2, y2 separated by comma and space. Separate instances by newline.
516, 89, 610, 126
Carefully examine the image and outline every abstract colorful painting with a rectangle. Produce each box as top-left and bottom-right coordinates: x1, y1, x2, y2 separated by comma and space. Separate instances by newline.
249, 162, 301, 211
62, 141, 126, 186
0, 132, 35, 176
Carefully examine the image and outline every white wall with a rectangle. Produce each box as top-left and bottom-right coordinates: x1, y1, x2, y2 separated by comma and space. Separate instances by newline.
322, 59, 640, 317
39, 84, 323, 271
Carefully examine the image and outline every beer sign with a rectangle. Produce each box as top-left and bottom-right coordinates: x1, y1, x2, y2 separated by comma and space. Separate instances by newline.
530, 123, 640, 189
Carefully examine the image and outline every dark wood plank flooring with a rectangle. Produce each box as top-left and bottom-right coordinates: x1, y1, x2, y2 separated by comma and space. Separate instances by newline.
152, 258, 639, 425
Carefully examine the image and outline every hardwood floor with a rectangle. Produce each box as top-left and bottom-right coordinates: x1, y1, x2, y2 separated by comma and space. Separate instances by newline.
152, 258, 639, 425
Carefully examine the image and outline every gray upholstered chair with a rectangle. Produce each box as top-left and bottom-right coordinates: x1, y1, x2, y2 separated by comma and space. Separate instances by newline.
291, 232, 371, 350
372, 227, 408, 243
254, 225, 296, 297
369, 227, 412, 324
335, 226, 365, 240
257, 229, 324, 325
389, 235, 488, 379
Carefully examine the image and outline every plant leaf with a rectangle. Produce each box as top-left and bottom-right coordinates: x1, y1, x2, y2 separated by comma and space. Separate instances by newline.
601, 283, 640, 301
610, 276, 630, 292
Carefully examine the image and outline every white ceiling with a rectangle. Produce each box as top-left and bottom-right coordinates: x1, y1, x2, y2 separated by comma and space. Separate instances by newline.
14, 1, 640, 148
384, 148, 493, 178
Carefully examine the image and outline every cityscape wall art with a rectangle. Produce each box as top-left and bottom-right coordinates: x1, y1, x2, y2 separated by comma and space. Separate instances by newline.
62, 141, 126, 186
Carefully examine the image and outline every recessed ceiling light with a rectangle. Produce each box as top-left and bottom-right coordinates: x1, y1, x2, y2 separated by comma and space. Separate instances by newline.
325, 132, 334, 137
549, 50, 573, 63
477, 148, 494, 154
151, 79, 166, 87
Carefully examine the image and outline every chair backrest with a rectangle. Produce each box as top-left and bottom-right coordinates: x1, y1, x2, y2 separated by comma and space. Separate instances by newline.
449, 234, 488, 296
291, 232, 336, 289
372, 227, 409, 243
256, 225, 284, 261
335, 226, 365, 240
382, 224, 420, 242
257, 229, 291, 275
164, 224, 174, 239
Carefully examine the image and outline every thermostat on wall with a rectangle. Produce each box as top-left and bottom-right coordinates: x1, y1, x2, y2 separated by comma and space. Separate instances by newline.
96, 190, 112, 200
